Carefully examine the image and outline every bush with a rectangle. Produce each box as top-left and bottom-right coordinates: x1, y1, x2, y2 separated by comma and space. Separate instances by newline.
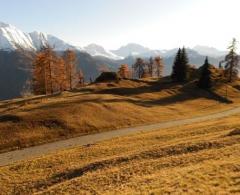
227, 129, 240, 136
95, 72, 119, 83
0, 114, 22, 123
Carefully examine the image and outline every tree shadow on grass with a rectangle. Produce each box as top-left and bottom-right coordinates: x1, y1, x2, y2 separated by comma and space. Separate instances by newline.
21, 84, 230, 113
7, 79, 232, 114
96, 80, 178, 97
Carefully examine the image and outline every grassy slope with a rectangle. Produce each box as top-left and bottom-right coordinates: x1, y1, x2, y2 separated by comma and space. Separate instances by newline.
0, 113, 240, 194
0, 78, 239, 152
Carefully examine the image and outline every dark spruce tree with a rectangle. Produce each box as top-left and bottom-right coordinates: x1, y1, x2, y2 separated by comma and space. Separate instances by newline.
171, 47, 189, 82
198, 57, 212, 89
180, 47, 189, 82
171, 48, 182, 81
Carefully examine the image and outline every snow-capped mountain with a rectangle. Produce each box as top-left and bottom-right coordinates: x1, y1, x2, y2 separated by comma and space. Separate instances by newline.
46, 34, 78, 51
111, 43, 228, 59
0, 21, 228, 60
0, 22, 122, 59
0, 22, 78, 52
111, 43, 170, 58
29, 31, 80, 51
0, 22, 35, 50
83, 44, 123, 60
29, 31, 48, 50
111, 43, 152, 58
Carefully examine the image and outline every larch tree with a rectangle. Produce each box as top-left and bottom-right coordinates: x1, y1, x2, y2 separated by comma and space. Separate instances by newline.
148, 57, 154, 77
133, 58, 145, 79
78, 69, 85, 86
63, 49, 78, 90
55, 56, 68, 92
32, 51, 46, 95
118, 64, 130, 79
224, 38, 239, 82
43, 46, 58, 94
154, 56, 164, 78
33, 45, 60, 95
198, 57, 212, 89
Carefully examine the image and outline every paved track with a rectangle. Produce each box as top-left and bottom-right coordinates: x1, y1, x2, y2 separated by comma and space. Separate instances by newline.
1, 106, 240, 167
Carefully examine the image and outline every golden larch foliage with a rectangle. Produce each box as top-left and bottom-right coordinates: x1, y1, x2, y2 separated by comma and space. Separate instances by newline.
33, 46, 76, 95
78, 69, 85, 86
154, 56, 164, 78
118, 64, 131, 79
63, 49, 78, 90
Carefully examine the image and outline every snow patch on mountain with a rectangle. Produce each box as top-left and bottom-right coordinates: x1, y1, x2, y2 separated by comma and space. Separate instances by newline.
111, 43, 151, 58
0, 22, 121, 59
0, 21, 229, 60
83, 44, 123, 60
46, 35, 78, 51
0, 22, 34, 50
0, 22, 78, 52
29, 31, 48, 50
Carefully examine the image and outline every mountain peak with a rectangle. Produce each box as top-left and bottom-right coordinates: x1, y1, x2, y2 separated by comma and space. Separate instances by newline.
0, 22, 34, 50
193, 45, 227, 57
0, 22, 77, 52
119, 43, 150, 50
83, 43, 123, 60
111, 43, 151, 58
85, 43, 104, 49
29, 31, 48, 50
29, 31, 47, 36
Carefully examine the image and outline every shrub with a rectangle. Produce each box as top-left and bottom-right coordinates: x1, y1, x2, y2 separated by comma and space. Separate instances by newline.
95, 72, 119, 83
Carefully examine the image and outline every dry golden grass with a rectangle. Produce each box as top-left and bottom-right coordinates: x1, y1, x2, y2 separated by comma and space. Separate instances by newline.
0, 78, 239, 152
1, 113, 240, 194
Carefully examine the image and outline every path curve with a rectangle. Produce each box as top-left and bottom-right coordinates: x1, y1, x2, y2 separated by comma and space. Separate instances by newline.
1, 106, 240, 167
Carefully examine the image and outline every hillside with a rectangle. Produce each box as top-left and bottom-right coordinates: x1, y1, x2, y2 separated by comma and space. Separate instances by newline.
0, 21, 224, 100
1, 1, 240, 194
1, 109, 240, 194
0, 48, 225, 100
0, 50, 32, 100
0, 50, 113, 100
0, 21, 228, 101
0, 78, 239, 153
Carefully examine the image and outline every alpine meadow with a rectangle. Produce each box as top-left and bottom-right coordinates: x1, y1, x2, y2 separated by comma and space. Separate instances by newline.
1, 0, 240, 194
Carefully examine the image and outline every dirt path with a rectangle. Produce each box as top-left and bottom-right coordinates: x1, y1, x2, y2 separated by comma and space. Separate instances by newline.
1, 106, 240, 167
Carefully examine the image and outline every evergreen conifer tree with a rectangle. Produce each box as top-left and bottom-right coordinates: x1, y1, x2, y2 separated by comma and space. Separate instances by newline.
198, 57, 212, 89
225, 38, 239, 82
171, 48, 181, 81
180, 47, 189, 82
171, 48, 189, 82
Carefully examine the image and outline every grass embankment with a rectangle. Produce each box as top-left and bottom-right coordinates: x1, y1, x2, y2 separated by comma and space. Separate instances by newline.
0, 78, 239, 152
0, 113, 240, 194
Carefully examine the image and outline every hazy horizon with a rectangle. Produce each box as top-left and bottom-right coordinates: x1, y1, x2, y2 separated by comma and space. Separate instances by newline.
1, 0, 240, 50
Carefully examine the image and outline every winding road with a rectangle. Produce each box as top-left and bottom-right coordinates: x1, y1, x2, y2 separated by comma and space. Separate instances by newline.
1, 106, 240, 167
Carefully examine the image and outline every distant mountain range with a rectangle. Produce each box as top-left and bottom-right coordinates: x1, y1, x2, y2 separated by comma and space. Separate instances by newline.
83, 44, 123, 60
0, 22, 226, 100
0, 21, 227, 59
0, 22, 77, 51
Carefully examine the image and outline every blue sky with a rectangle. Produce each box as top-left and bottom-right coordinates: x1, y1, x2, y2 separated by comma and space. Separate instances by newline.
1, 0, 240, 50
